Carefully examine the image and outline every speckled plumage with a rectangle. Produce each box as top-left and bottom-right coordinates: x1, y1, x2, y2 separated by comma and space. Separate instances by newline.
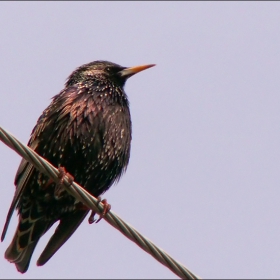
1, 60, 155, 273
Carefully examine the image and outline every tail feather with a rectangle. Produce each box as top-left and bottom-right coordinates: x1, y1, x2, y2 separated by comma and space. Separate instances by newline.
4, 212, 52, 273
37, 210, 88, 266
5, 230, 39, 273
4, 208, 88, 272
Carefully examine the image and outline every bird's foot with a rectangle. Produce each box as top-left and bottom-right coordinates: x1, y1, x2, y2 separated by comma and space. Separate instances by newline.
54, 166, 74, 199
88, 196, 111, 224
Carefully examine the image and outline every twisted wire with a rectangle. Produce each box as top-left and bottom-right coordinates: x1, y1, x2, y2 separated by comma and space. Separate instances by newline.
0, 125, 200, 279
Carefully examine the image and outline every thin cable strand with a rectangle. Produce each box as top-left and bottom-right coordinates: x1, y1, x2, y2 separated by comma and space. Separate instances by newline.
0, 125, 200, 279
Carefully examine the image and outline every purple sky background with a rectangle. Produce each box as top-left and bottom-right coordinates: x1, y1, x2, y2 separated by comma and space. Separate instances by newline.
1, 2, 280, 278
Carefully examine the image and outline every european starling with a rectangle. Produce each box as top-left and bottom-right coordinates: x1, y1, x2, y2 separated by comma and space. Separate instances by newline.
1, 60, 155, 273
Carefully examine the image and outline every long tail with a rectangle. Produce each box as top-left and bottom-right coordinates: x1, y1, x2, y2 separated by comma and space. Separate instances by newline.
5, 209, 88, 272
4, 215, 52, 273
5, 234, 39, 273
37, 210, 88, 266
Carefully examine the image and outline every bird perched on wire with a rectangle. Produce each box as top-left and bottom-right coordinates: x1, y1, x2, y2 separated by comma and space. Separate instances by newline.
1, 60, 155, 273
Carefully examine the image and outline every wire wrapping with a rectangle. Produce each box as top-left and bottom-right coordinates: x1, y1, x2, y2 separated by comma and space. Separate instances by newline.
0, 125, 200, 279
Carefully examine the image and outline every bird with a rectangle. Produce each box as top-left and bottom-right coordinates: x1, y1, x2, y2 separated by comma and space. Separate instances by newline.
1, 60, 155, 273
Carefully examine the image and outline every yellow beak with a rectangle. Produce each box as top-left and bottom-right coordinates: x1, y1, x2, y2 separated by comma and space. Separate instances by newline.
118, 64, 156, 78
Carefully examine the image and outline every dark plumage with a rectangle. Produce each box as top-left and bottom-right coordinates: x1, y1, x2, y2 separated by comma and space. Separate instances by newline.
1, 60, 155, 273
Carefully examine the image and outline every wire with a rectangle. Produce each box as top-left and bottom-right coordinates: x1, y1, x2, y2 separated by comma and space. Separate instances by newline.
0, 125, 201, 279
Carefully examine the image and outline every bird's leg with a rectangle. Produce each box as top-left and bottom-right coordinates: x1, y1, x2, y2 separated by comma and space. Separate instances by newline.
54, 166, 74, 199
88, 196, 111, 224
95, 198, 111, 223
41, 178, 54, 190
88, 196, 101, 224
39, 172, 55, 190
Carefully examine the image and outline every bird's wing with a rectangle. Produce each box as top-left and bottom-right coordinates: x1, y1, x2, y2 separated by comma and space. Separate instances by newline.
1, 141, 38, 241
37, 209, 89, 266
1, 86, 89, 243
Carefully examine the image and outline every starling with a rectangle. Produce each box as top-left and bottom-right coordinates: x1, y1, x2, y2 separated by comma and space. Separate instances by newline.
1, 60, 155, 273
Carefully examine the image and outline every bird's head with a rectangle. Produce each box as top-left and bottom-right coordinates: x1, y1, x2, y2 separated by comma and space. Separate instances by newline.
66, 60, 155, 87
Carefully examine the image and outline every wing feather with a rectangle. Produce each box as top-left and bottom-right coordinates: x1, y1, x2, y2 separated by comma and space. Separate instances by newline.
1, 141, 38, 241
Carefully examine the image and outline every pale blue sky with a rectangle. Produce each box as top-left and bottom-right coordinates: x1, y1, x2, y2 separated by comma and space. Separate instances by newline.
1, 2, 280, 278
